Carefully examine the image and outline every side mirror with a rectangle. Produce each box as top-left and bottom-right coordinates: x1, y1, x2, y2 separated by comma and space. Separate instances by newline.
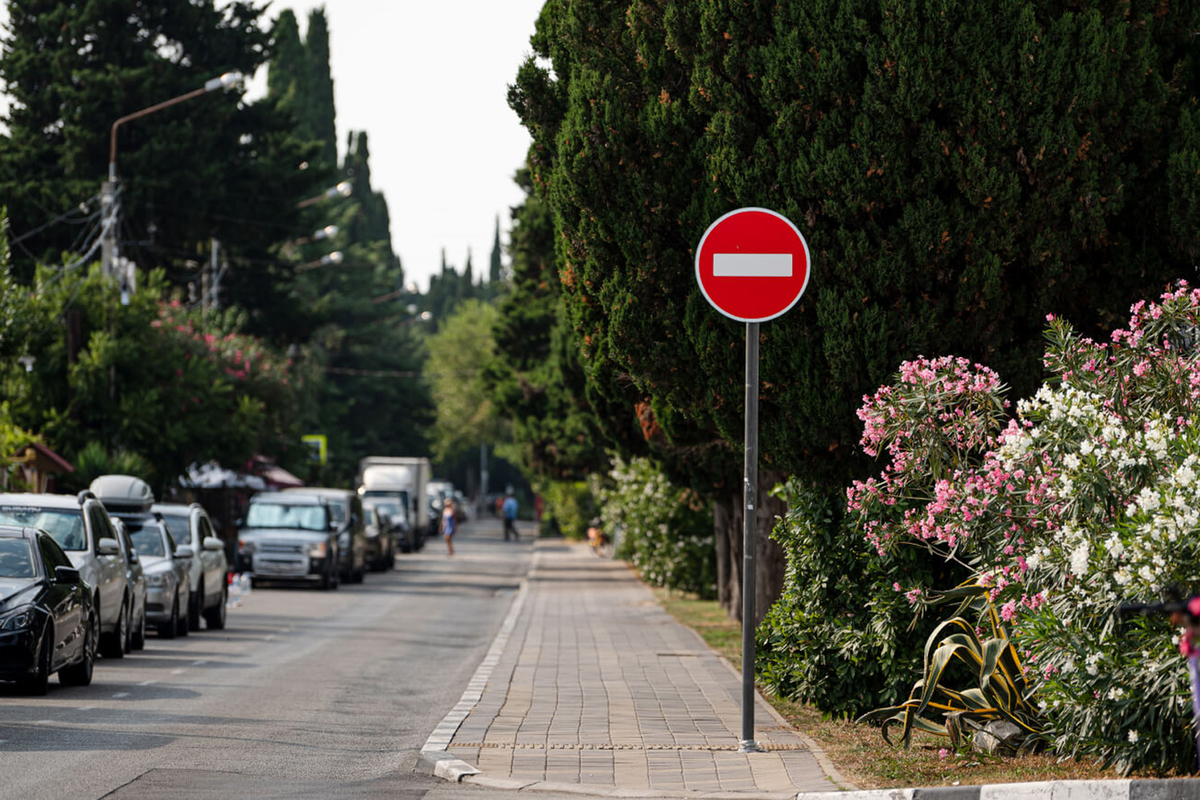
202, 537, 224, 552
128, 550, 140, 565
97, 537, 120, 556
54, 565, 81, 584
175, 544, 195, 559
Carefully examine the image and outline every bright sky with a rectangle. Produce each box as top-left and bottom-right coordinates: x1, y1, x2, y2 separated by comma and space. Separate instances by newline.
0, 1, 547, 293
256, 0, 546, 291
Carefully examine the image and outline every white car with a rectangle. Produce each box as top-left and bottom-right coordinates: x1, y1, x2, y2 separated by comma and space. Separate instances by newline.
0, 492, 137, 658
123, 517, 192, 638
154, 503, 228, 631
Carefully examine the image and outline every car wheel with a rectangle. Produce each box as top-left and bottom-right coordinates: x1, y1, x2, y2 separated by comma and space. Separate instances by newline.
121, 600, 133, 654
188, 582, 202, 632
60, 612, 96, 687
159, 593, 179, 639
130, 606, 146, 651
101, 599, 128, 659
20, 624, 51, 695
204, 582, 227, 630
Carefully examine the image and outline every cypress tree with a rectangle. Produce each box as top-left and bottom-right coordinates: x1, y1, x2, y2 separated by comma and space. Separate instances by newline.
489, 216, 503, 283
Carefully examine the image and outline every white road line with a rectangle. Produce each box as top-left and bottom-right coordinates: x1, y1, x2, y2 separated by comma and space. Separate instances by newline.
138, 680, 156, 686
111, 692, 129, 698
713, 252, 792, 277
191, 660, 207, 666
34, 719, 54, 724
170, 669, 185, 675
264, 634, 276, 640
76, 706, 96, 711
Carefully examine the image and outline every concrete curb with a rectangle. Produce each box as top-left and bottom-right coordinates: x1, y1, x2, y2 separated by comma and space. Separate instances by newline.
789, 781, 1200, 799
417, 557, 531, 782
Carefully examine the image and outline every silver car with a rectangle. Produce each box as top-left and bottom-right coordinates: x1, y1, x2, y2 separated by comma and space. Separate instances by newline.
153, 503, 228, 631
125, 518, 192, 638
0, 492, 136, 659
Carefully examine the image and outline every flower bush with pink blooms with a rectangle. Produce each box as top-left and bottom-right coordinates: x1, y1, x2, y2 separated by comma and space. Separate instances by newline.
844, 283, 1200, 773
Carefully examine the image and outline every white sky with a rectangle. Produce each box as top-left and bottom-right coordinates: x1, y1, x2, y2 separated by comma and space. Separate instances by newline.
257, 0, 546, 291
0, 1, 547, 293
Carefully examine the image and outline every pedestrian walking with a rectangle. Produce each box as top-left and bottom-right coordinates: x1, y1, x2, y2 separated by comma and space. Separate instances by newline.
502, 490, 519, 541
441, 497, 456, 556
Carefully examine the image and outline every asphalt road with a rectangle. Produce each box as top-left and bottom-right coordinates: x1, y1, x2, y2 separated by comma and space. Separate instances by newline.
0, 519, 565, 800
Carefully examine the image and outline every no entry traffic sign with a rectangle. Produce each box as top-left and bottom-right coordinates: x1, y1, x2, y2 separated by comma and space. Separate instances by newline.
694, 206, 812, 753
695, 207, 810, 323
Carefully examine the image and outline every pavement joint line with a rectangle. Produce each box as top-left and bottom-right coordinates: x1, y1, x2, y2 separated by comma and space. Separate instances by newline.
419, 554, 535, 782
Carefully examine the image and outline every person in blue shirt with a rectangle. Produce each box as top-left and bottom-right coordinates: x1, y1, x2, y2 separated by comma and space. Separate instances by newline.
502, 491, 519, 541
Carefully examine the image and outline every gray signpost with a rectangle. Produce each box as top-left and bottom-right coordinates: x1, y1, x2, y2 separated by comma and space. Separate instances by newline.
695, 207, 810, 752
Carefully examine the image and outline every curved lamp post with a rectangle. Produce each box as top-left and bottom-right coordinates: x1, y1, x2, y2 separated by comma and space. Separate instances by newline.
102, 71, 244, 282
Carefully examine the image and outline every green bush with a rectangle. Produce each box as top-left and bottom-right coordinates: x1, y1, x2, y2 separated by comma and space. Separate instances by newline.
755, 479, 949, 719
598, 456, 715, 598
537, 479, 597, 540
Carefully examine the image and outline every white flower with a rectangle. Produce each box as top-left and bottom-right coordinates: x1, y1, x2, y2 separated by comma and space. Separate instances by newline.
1070, 542, 1091, 576
1080, 440, 1095, 456
1106, 538, 1125, 559
1128, 730, 1139, 744
1064, 453, 1081, 470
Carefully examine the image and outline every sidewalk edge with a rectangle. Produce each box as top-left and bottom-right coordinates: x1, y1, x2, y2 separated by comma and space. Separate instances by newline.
418, 562, 531, 782
674, 605, 858, 793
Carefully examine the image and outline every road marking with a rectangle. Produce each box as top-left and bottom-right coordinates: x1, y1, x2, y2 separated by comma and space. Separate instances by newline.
34, 719, 54, 724
713, 252, 792, 277
76, 706, 96, 711
191, 660, 207, 666
111, 692, 129, 698
170, 668, 185, 675
264, 634, 276, 640
139, 680, 156, 686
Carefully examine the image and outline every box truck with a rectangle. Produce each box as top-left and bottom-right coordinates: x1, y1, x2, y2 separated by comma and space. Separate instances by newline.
356, 457, 432, 552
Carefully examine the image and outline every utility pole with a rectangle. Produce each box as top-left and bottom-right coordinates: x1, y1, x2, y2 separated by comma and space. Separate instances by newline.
100, 178, 117, 282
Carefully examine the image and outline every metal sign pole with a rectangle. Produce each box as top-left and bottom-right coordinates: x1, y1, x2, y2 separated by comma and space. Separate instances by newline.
740, 321, 762, 753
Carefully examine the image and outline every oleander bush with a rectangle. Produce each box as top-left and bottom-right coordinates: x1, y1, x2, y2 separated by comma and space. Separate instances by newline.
844, 284, 1200, 773
598, 455, 715, 598
756, 478, 948, 719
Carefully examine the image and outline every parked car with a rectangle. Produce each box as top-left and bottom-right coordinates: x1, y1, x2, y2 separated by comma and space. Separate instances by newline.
362, 495, 408, 559
107, 516, 148, 651
0, 492, 136, 659
124, 517, 192, 638
359, 501, 395, 572
0, 526, 97, 693
238, 492, 340, 590
153, 502, 228, 631
284, 488, 366, 584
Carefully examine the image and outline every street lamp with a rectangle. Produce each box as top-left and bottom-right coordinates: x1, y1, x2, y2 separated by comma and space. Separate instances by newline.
295, 251, 344, 272
102, 71, 244, 282
296, 181, 352, 209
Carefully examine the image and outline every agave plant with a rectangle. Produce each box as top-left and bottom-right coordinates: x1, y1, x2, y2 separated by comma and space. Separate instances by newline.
856, 584, 1044, 751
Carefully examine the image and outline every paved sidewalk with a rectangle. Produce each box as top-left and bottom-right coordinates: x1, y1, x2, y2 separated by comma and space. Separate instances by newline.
424, 532, 848, 797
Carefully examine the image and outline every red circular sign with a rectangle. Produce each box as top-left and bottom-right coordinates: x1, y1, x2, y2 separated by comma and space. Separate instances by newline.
695, 207, 810, 323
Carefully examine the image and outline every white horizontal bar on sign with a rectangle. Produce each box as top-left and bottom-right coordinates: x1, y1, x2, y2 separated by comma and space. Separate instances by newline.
712, 252, 792, 277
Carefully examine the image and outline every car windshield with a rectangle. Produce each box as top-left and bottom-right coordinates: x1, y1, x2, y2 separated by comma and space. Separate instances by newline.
246, 503, 328, 531
325, 500, 347, 524
159, 514, 190, 547
371, 501, 398, 516
0, 506, 85, 551
0, 538, 36, 578
126, 523, 167, 558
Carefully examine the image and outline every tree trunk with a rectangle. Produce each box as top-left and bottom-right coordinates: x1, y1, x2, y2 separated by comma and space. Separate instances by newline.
713, 470, 788, 626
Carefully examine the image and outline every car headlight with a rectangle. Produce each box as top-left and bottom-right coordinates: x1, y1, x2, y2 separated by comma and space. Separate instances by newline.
238, 539, 256, 554
146, 573, 168, 587
308, 541, 327, 558
0, 606, 35, 631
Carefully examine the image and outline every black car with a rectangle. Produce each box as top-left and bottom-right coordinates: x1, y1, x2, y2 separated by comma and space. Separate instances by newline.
0, 526, 97, 694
